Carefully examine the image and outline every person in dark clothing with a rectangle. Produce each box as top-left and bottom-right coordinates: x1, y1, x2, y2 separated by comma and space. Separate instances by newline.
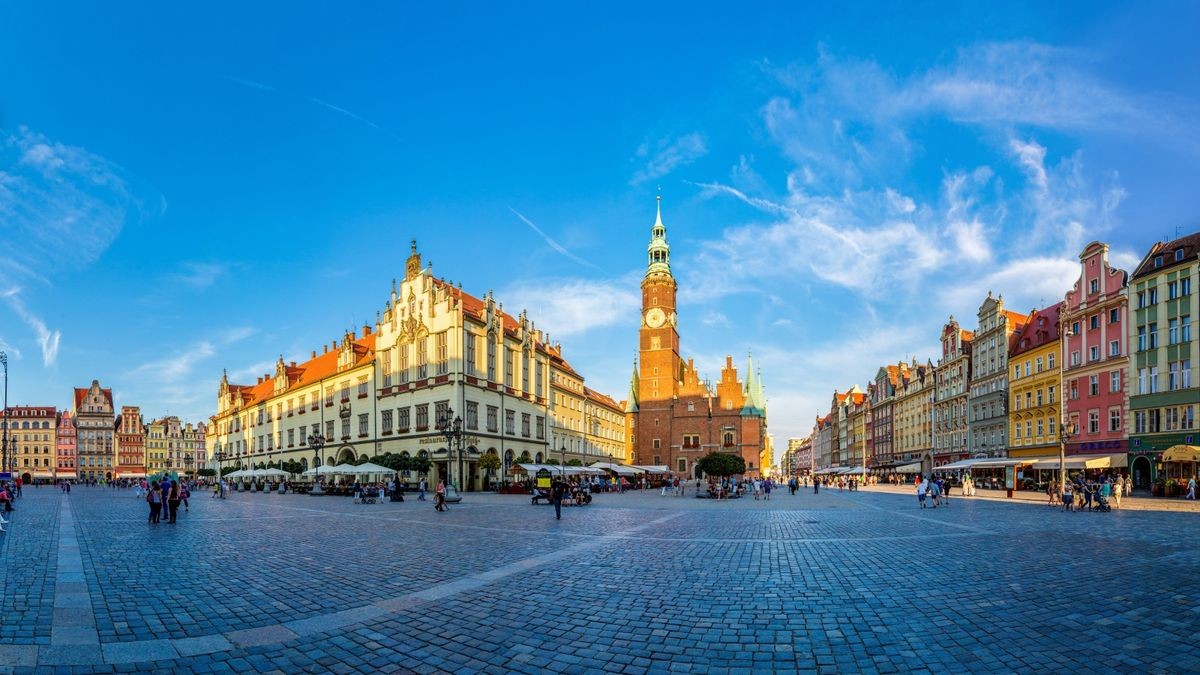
147, 481, 162, 524
168, 482, 182, 523
551, 477, 568, 520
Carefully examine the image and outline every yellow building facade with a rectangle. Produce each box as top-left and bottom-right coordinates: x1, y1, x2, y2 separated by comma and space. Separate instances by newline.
1008, 303, 1064, 459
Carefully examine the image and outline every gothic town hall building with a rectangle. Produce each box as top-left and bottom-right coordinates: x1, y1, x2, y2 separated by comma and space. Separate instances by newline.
626, 197, 768, 478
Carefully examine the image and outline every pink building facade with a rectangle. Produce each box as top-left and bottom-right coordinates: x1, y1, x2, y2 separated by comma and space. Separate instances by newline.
1061, 241, 1130, 457
56, 410, 77, 480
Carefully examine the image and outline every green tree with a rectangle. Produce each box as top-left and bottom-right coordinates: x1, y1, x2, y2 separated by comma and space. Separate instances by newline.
697, 452, 745, 478
545, 458, 559, 465
409, 456, 432, 476
566, 458, 583, 467
197, 468, 216, 477
517, 451, 532, 463
478, 453, 501, 474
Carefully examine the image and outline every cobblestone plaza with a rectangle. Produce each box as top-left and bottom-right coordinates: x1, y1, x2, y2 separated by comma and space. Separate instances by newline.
0, 487, 1197, 674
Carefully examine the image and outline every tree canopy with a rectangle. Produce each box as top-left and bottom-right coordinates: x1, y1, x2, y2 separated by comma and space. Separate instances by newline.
697, 452, 745, 477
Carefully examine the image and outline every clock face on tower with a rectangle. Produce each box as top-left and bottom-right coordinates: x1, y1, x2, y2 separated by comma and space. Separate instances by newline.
645, 307, 666, 328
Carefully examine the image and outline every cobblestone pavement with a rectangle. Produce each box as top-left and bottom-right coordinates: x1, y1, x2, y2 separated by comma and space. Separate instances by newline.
0, 484, 1197, 673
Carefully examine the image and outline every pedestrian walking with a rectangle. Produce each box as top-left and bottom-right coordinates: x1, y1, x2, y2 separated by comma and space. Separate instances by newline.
434, 480, 447, 512
419, 478, 427, 501
551, 477, 568, 520
917, 477, 928, 509
1061, 481, 1074, 512
147, 481, 162, 523
1187, 476, 1196, 500
813, 477, 819, 495
180, 483, 190, 512
763, 478, 772, 501
1111, 475, 1123, 509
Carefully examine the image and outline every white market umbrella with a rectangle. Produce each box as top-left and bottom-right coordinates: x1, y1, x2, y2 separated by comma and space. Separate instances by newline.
301, 465, 338, 477
258, 468, 289, 478
350, 462, 394, 475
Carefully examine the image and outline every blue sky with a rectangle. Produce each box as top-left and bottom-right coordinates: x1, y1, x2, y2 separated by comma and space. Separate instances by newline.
1, 2, 1197, 444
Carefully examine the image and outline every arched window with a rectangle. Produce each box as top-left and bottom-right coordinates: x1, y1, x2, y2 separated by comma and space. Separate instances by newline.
535, 452, 544, 463
723, 432, 735, 447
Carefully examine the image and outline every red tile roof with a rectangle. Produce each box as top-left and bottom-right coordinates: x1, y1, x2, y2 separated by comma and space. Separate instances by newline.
224, 333, 376, 409
73, 387, 113, 411
1009, 301, 1063, 357
1131, 231, 1200, 280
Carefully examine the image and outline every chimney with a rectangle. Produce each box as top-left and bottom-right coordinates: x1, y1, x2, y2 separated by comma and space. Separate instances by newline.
323, 345, 328, 354
290, 361, 297, 368
363, 324, 372, 336
311, 351, 317, 359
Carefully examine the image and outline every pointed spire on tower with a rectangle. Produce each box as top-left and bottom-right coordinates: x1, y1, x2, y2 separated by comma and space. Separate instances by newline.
646, 192, 671, 277
625, 361, 640, 413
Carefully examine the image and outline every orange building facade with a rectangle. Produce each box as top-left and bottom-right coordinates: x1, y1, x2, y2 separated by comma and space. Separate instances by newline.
627, 198, 768, 478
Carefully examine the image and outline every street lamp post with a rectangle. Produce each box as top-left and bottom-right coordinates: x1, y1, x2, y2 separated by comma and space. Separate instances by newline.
437, 409, 464, 501
1059, 323, 1076, 500
308, 433, 326, 495
560, 444, 567, 477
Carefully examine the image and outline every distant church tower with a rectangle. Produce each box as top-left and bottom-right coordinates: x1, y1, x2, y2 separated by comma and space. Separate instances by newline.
638, 194, 681, 403
627, 195, 769, 477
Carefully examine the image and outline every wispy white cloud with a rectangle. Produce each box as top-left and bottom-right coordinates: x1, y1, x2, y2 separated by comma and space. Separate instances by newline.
631, 133, 708, 185
170, 261, 230, 290
124, 327, 258, 417
225, 75, 403, 143
507, 206, 602, 271
129, 341, 216, 383
502, 275, 641, 338
0, 126, 157, 368
1, 287, 61, 367
701, 311, 730, 327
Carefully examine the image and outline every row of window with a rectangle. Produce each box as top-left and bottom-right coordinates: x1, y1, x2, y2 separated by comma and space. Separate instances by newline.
0, 420, 52, 429
1136, 361, 1193, 394
1069, 339, 1123, 366
1133, 406, 1197, 433
221, 406, 548, 456
1135, 316, 1192, 351
1135, 277, 1191, 308
1013, 353, 1056, 380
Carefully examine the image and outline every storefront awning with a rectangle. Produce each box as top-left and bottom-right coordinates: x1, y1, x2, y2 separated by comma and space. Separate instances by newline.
631, 465, 672, 474
972, 457, 1051, 468
1033, 453, 1129, 470
935, 459, 988, 471
895, 462, 923, 474
1162, 445, 1200, 463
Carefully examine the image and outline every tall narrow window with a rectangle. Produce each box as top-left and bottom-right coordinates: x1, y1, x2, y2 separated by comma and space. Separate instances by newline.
464, 330, 476, 377
436, 331, 448, 376
416, 338, 428, 380
487, 337, 496, 381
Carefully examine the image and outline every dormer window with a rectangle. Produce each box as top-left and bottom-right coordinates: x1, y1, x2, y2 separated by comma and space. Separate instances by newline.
1155, 255, 1163, 268
1177, 248, 1186, 261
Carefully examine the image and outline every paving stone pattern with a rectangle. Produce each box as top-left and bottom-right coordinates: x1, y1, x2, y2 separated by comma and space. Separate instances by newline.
0, 485, 1197, 673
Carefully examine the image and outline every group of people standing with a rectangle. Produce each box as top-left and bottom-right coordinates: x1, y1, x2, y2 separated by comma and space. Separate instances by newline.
140, 477, 190, 524
916, 476, 950, 508
1050, 474, 1127, 512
